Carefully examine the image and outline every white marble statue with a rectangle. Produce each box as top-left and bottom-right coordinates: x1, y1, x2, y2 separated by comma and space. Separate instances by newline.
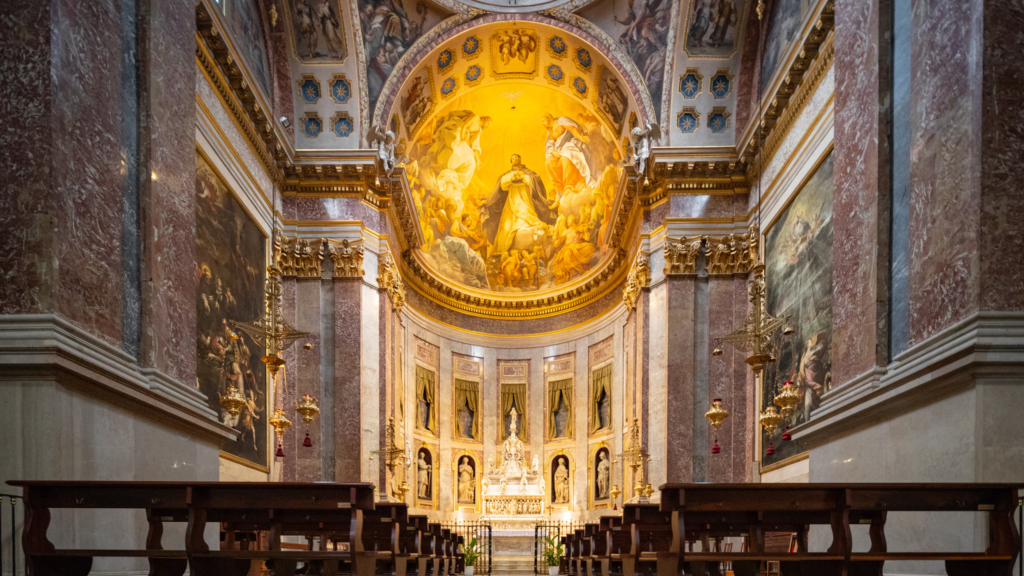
630, 122, 661, 176
554, 457, 570, 504
417, 453, 431, 499
500, 407, 526, 479
597, 451, 610, 499
458, 457, 475, 503
532, 455, 540, 475
368, 123, 397, 175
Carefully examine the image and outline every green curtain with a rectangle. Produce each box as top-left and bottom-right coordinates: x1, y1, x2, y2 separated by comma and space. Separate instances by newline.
547, 378, 573, 440
454, 379, 481, 439
500, 383, 528, 441
590, 365, 613, 433
416, 365, 438, 433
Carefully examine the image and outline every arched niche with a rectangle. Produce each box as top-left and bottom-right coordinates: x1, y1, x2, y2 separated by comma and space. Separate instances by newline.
415, 444, 438, 510
589, 442, 613, 509
548, 450, 575, 511
453, 450, 481, 513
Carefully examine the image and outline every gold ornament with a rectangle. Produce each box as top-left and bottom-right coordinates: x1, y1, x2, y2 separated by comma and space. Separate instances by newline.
617, 418, 650, 503
270, 408, 293, 458
609, 484, 621, 510
704, 398, 729, 455
774, 381, 800, 441
230, 267, 311, 376
219, 384, 247, 417
713, 263, 789, 375
758, 405, 782, 456
296, 394, 321, 424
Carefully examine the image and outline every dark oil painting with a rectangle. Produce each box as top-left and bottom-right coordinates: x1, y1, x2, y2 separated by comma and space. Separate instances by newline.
760, 151, 833, 468
195, 154, 269, 470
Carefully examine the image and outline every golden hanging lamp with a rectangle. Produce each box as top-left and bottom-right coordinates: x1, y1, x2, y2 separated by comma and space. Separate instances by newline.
295, 393, 321, 448
610, 484, 621, 510
269, 408, 293, 458
704, 398, 729, 454
219, 384, 247, 418
758, 406, 782, 456
229, 266, 311, 377
773, 381, 800, 441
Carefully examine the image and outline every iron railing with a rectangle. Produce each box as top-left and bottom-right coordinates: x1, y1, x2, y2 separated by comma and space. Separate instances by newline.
442, 520, 492, 575
1, 493, 22, 576
534, 521, 584, 574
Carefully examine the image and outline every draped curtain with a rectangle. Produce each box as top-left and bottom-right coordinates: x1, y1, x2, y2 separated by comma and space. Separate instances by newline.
547, 378, 573, 440
454, 379, 481, 439
590, 365, 613, 433
500, 383, 528, 441
416, 365, 438, 433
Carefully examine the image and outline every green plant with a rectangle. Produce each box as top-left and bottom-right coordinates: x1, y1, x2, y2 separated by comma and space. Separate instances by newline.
543, 536, 564, 568
462, 537, 481, 567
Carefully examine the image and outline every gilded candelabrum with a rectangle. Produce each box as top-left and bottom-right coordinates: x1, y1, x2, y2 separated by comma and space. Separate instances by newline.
704, 398, 729, 454
230, 267, 311, 377
773, 381, 800, 441
712, 264, 789, 374
295, 393, 320, 447
269, 408, 293, 458
219, 384, 247, 418
617, 418, 650, 503
609, 484, 621, 510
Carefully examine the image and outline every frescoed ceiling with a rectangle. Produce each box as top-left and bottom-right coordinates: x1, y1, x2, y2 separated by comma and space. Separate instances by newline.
387, 23, 640, 303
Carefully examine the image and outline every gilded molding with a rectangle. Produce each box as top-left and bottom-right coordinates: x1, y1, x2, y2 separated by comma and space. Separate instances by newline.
328, 239, 365, 277
738, 0, 835, 169
378, 251, 407, 313
622, 255, 651, 311
274, 235, 326, 277
664, 235, 704, 275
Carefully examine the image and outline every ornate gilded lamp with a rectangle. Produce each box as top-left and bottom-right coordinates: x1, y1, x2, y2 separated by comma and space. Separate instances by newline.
704, 398, 729, 454
219, 384, 247, 418
269, 408, 293, 458
773, 381, 800, 441
758, 406, 782, 456
230, 266, 311, 378
295, 393, 320, 447
609, 484, 621, 510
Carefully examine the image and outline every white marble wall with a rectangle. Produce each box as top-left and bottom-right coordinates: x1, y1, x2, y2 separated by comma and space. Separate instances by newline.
402, 304, 629, 521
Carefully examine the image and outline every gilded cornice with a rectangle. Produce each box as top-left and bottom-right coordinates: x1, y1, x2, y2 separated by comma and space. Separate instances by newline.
378, 251, 407, 313
737, 0, 835, 170
196, 1, 286, 182
274, 234, 326, 277
664, 236, 703, 275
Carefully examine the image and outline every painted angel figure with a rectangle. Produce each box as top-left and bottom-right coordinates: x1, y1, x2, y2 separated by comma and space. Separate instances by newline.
368, 124, 397, 175
630, 122, 662, 176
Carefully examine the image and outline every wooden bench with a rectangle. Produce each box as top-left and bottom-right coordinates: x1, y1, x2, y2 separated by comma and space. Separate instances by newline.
657, 483, 1023, 576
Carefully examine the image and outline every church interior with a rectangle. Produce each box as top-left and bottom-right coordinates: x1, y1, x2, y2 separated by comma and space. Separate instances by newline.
2, 0, 1024, 574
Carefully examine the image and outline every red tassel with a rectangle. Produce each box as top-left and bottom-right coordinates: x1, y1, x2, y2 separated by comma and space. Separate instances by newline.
303, 432, 313, 447
765, 441, 775, 456
782, 425, 792, 442
275, 443, 285, 458
711, 435, 721, 454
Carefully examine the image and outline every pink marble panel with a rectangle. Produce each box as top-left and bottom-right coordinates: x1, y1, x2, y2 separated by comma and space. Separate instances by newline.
707, 277, 738, 482
831, 0, 882, 386
979, 3, 1024, 312
334, 278, 364, 481
285, 196, 385, 233
734, 9, 762, 135
665, 277, 694, 483
295, 279, 325, 481
907, 0, 979, 345
669, 194, 736, 219
267, 0, 296, 148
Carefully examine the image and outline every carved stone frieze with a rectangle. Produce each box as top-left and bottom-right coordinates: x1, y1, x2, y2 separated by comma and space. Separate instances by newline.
328, 239, 365, 278
378, 251, 406, 313
664, 235, 705, 275
483, 495, 544, 516
622, 254, 651, 311
274, 235, 325, 277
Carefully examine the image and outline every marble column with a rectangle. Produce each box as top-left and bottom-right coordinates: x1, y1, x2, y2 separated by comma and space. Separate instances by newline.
664, 276, 696, 483
830, 0, 892, 388
334, 277, 364, 481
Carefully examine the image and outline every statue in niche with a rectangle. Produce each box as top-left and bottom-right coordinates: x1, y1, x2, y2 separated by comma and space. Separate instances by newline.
419, 388, 431, 431
458, 457, 475, 504
417, 450, 432, 499
596, 450, 610, 499
458, 399, 476, 439
554, 395, 569, 438
596, 389, 610, 431
503, 398, 519, 439
553, 457, 570, 504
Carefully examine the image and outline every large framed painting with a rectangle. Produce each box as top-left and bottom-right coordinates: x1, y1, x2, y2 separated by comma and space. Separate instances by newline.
227, 0, 273, 98
760, 150, 833, 471
282, 0, 348, 63
683, 0, 747, 58
195, 154, 269, 471
760, 0, 816, 93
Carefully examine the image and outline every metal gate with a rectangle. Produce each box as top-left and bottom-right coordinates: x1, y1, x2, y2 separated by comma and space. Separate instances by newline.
443, 520, 492, 575
534, 521, 584, 574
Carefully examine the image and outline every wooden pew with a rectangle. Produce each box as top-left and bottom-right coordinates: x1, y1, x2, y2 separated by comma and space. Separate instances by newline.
454, 534, 465, 574
600, 514, 631, 576
403, 515, 431, 576
9, 481, 191, 576
359, 502, 415, 576
658, 483, 1023, 576
429, 523, 449, 576
183, 482, 376, 576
